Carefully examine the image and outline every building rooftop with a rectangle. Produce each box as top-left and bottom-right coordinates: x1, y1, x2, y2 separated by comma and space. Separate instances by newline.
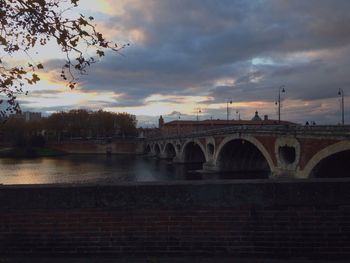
251, 111, 262, 121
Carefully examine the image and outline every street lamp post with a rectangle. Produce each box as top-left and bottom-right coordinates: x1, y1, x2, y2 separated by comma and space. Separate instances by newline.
338, 88, 344, 125
236, 110, 240, 120
275, 85, 285, 123
227, 100, 232, 122
196, 108, 201, 121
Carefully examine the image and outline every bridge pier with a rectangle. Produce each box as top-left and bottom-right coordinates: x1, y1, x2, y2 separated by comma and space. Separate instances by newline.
172, 156, 184, 163
269, 168, 293, 179
202, 161, 219, 172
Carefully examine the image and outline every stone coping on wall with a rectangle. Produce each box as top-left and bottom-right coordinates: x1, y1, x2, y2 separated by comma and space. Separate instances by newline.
0, 178, 349, 210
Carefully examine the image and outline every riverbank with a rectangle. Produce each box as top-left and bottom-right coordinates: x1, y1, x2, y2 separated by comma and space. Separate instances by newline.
0, 147, 66, 158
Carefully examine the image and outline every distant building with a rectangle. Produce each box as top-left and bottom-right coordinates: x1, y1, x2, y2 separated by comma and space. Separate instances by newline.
251, 111, 262, 121
158, 115, 164, 128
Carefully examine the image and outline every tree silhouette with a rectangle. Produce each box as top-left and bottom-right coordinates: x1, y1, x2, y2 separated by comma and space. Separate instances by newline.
45, 109, 138, 140
0, 0, 127, 116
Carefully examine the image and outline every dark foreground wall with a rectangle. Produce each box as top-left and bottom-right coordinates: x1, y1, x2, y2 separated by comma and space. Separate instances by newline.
0, 179, 350, 260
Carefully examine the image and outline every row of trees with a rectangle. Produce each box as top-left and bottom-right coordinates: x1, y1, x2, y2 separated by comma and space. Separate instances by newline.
46, 109, 138, 140
0, 110, 138, 146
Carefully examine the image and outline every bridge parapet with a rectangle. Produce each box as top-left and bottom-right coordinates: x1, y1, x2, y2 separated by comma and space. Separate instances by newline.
146, 125, 350, 141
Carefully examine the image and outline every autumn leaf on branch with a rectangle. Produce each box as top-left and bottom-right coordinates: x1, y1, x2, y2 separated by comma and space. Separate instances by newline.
0, 0, 128, 117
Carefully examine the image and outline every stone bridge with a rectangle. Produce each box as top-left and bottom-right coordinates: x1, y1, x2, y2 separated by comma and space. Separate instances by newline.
145, 125, 350, 178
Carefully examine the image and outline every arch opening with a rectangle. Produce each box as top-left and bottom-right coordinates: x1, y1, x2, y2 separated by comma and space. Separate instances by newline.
182, 141, 206, 176
164, 143, 176, 159
144, 145, 151, 154
310, 150, 350, 178
217, 139, 270, 179
183, 142, 206, 164
154, 144, 161, 157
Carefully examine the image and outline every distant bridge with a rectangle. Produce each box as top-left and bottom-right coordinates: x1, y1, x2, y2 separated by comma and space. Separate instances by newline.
145, 125, 350, 178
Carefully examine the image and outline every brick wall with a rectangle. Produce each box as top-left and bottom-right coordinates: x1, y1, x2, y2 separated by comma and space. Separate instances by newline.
0, 180, 350, 259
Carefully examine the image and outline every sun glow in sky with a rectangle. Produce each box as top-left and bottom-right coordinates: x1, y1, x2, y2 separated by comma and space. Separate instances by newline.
9, 0, 350, 126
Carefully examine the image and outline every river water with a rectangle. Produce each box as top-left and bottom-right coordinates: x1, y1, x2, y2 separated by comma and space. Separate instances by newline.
0, 155, 206, 185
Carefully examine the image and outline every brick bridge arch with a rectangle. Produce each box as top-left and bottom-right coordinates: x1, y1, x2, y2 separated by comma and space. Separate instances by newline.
178, 139, 207, 163
213, 135, 275, 175
163, 142, 177, 159
300, 141, 350, 178
153, 143, 161, 156
144, 144, 151, 154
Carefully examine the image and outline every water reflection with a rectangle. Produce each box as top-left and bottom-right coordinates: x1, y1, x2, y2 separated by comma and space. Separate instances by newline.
0, 155, 268, 185
0, 155, 205, 185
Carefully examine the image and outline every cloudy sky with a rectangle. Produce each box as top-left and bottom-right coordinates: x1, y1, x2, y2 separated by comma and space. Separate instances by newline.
17, 0, 350, 126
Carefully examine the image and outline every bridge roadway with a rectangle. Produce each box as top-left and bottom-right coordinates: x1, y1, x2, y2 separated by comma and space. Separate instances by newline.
145, 125, 350, 178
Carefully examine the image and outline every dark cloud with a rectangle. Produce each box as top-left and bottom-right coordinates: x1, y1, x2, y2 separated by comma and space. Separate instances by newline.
168, 111, 181, 117
40, 0, 350, 123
